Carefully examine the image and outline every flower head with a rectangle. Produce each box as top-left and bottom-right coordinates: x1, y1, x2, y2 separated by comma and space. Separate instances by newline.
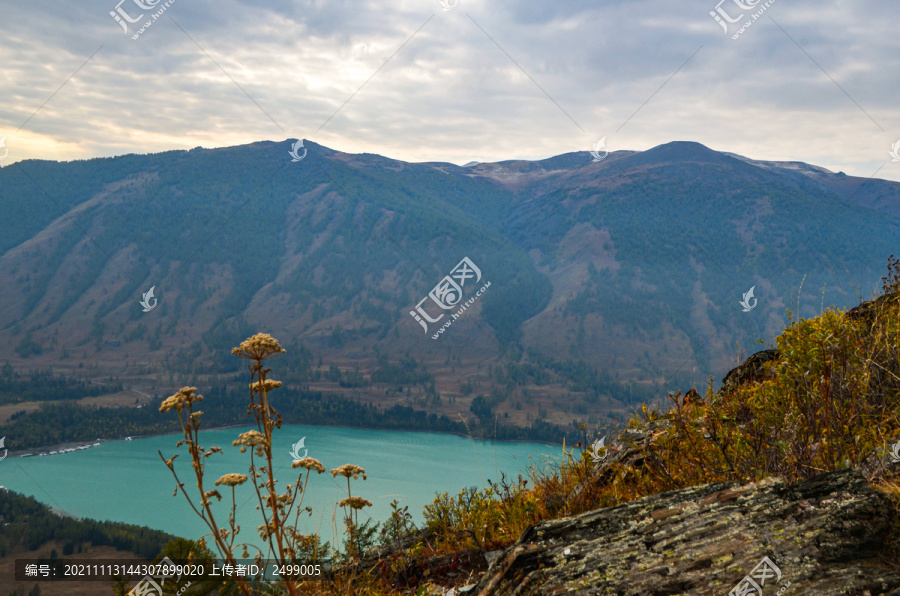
338, 496, 372, 510
231, 333, 286, 361
233, 430, 268, 454
331, 464, 366, 480
215, 473, 248, 487
234, 430, 267, 448
160, 387, 203, 413
251, 379, 283, 392
292, 457, 325, 473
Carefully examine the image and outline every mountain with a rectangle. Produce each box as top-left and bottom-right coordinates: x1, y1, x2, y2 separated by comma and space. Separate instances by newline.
0, 140, 897, 429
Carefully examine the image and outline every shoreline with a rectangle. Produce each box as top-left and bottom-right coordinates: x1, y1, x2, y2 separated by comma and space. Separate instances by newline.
6, 421, 562, 458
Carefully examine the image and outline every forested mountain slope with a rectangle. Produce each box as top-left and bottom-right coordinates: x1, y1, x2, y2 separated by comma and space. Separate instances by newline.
0, 140, 896, 428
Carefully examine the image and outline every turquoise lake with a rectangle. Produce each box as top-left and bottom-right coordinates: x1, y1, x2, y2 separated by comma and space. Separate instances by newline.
0, 425, 556, 553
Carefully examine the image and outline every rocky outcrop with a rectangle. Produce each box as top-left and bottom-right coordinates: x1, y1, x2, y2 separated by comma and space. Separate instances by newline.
847, 292, 900, 322
471, 468, 900, 595
719, 348, 779, 394
717, 291, 900, 396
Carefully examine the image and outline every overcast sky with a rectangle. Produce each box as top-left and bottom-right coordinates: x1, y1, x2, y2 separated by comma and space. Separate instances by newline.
1, 0, 899, 180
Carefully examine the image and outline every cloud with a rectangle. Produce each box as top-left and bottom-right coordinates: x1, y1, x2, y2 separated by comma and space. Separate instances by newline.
0, 0, 898, 180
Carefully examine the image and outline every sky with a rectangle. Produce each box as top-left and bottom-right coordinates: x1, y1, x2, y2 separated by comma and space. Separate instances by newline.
1, 0, 899, 180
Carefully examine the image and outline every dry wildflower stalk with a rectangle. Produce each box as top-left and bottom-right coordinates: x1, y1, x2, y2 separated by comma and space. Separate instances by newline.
331, 462, 371, 582
159, 333, 375, 595
157, 386, 254, 594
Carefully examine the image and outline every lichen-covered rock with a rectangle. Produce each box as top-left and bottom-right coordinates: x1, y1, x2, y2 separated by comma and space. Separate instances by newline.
847, 292, 900, 322
720, 348, 779, 394
472, 468, 900, 595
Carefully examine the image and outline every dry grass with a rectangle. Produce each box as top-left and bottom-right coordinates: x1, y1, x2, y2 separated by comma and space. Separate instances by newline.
412, 258, 900, 573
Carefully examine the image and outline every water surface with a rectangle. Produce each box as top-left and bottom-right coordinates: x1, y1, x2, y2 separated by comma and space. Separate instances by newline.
0, 425, 554, 554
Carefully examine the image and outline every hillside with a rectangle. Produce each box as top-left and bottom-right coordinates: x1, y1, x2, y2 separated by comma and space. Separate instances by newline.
0, 140, 898, 434
0, 489, 176, 596
353, 279, 900, 594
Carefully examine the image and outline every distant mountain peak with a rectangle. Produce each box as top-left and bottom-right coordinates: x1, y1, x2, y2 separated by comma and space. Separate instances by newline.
620, 140, 742, 169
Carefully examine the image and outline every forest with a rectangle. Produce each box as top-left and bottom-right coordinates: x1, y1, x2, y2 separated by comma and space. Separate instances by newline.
0, 383, 573, 452
0, 490, 174, 559
0, 365, 122, 405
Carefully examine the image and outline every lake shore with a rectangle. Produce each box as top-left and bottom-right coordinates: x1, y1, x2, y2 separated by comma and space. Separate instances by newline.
5, 421, 561, 458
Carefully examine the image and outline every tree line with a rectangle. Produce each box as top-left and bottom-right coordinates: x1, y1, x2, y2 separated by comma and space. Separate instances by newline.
0, 364, 122, 405
0, 490, 174, 559
0, 385, 573, 452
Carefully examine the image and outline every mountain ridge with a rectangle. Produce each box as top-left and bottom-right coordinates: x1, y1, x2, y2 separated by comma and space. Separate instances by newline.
0, 139, 898, 430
